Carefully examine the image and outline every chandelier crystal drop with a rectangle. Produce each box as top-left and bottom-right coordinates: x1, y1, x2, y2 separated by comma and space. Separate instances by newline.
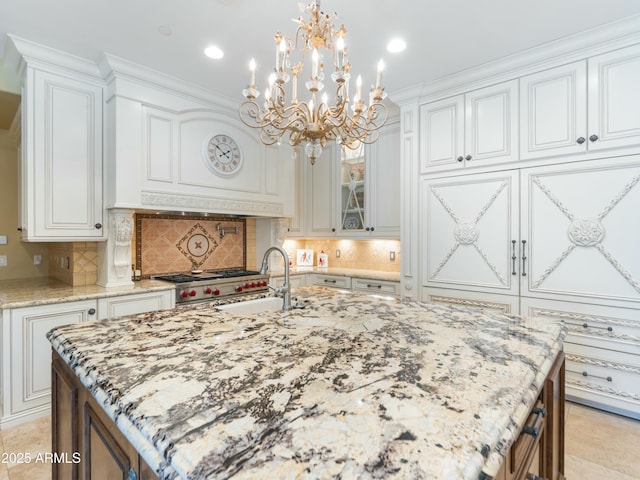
239, 0, 388, 165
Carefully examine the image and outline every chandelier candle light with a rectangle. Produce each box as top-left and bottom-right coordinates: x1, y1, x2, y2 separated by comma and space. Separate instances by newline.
239, 0, 388, 165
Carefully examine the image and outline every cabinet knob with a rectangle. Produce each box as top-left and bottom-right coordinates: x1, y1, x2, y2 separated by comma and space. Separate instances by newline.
128, 469, 138, 480
88, 308, 96, 315
365, 227, 370, 231
370, 226, 375, 231
589, 134, 599, 142
331, 228, 336, 232
17, 227, 23, 231
465, 155, 472, 161
576, 137, 586, 144
95, 223, 102, 229
457, 156, 464, 162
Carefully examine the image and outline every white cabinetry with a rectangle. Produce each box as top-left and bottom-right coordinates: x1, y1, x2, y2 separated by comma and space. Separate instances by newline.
20, 67, 104, 240
1, 300, 97, 428
306, 147, 337, 237
422, 170, 520, 296
520, 44, 640, 160
337, 122, 401, 237
420, 80, 518, 172
97, 290, 174, 320
309, 274, 352, 289
521, 298, 640, 420
351, 277, 400, 297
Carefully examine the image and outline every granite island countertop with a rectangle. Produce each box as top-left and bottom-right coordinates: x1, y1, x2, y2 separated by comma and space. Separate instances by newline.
47, 286, 565, 480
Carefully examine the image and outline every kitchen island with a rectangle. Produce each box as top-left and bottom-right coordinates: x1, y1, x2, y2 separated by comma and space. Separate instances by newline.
48, 286, 565, 480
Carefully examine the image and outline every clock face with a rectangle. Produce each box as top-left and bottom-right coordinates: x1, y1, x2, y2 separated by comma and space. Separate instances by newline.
204, 134, 242, 176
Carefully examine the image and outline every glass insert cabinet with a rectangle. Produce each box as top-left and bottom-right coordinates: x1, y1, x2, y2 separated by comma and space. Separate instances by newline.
339, 141, 367, 233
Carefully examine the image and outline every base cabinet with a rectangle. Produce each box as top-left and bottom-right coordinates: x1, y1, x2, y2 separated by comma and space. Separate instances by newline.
1, 300, 97, 429
52, 352, 158, 480
496, 352, 565, 480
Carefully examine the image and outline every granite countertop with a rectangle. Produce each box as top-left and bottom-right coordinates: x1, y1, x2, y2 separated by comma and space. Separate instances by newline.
47, 286, 565, 480
270, 267, 401, 282
0, 277, 175, 309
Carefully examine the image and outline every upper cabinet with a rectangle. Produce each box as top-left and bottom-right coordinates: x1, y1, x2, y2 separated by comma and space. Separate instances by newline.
520, 44, 640, 160
20, 67, 104, 241
337, 122, 401, 237
420, 80, 518, 173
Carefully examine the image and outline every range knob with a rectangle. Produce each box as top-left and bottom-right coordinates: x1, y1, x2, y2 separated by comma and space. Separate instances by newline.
236, 286, 243, 293
213, 288, 220, 296
250, 282, 256, 288
261, 281, 268, 287
205, 287, 212, 294
245, 282, 251, 289
189, 290, 197, 297
181, 291, 189, 298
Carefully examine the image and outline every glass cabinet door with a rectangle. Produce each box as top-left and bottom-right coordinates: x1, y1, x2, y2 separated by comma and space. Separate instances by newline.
339, 141, 366, 233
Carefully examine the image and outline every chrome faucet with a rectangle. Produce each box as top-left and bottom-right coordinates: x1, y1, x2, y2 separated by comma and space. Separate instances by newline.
259, 246, 291, 311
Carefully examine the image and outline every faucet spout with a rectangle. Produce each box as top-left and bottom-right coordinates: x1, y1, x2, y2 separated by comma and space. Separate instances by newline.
260, 246, 291, 311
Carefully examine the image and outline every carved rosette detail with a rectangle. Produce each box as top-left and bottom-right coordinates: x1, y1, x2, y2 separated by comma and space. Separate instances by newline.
567, 218, 605, 246
454, 222, 479, 245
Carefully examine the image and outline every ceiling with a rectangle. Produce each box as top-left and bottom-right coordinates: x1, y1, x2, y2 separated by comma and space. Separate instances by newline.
1, 0, 640, 105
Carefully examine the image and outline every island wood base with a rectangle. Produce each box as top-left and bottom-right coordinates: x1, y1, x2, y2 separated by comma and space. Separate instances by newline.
52, 349, 564, 480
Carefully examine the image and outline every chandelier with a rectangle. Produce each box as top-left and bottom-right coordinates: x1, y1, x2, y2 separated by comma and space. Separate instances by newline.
239, 0, 388, 165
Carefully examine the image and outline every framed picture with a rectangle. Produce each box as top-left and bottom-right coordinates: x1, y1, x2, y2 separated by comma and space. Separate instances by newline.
296, 249, 314, 266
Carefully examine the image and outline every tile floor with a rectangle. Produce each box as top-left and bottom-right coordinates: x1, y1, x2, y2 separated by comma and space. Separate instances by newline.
0, 402, 638, 479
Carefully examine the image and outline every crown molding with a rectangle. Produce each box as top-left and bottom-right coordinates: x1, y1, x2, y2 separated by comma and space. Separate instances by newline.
393, 14, 640, 104
5, 35, 102, 80
98, 53, 238, 112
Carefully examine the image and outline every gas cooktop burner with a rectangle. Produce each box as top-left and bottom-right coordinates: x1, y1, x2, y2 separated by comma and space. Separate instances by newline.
153, 269, 261, 283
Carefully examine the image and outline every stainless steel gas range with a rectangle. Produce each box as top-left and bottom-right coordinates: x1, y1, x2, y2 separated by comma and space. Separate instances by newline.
153, 269, 270, 305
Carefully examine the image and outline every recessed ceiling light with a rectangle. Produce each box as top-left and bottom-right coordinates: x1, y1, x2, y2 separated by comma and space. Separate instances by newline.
157, 25, 173, 37
387, 38, 406, 53
204, 45, 224, 59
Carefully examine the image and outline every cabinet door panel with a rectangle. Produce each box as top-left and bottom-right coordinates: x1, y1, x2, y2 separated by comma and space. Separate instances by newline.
307, 147, 336, 236
369, 122, 401, 236
420, 96, 464, 172
520, 61, 587, 159
30, 69, 103, 239
465, 80, 518, 165
588, 44, 640, 151
522, 157, 640, 304
422, 171, 519, 295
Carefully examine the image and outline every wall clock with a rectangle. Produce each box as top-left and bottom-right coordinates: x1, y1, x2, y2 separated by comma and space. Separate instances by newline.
203, 133, 243, 176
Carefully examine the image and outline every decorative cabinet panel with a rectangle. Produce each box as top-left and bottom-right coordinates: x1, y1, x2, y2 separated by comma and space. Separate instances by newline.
521, 157, 640, 305
351, 277, 400, 297
422, 170, 520, 295
520, 61, 587, 159
337, 122, 401, 237
1, 300, 97, 428
522, 297, 640, 419
420, 80, 518, 172
422, 288, 519, 314
20, 67, 104, 241
306, 146, 337, 237
588, 43, 640, 151
309, 274, 352, 289
520, 44, 640, 160
96, 290, 175, 321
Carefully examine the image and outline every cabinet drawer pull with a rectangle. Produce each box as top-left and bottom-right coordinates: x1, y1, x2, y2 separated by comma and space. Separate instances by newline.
566, 322, 613, 333
511, 240, 517, 275
88, 308, 96, 315
323, 279, 337, 284
521, 240, 527, 277
367, 284, 382, 289
580, 370, 612, 382
576, 137, 586, 144
522, 406, 546, 438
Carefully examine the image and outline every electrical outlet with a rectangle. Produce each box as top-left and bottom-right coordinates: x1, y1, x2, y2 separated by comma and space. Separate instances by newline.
390, 251, 396, 261
0, 235, 7, 245
335, 249, 341, 258
0, 255, 7, 267
34, 255, 42, 265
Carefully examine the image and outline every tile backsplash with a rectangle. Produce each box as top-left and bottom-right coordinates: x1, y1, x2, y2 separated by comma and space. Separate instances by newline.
49, 242, 98, 286
135, 214, 247, 277
283, 238, 400, 272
